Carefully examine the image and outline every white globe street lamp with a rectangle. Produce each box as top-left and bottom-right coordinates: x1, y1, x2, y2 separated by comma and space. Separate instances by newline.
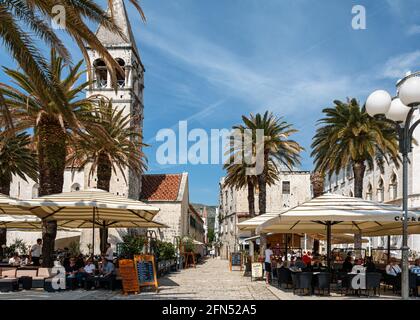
366, 72, 420, 300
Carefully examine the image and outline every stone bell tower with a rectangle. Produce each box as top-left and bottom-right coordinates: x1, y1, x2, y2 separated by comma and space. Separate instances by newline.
85, 0, 144, 199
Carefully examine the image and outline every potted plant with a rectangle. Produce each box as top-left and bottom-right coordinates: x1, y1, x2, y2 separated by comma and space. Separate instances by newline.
156, 241, 176, 275
119, 234, 145, 259
182, 236, 195, 253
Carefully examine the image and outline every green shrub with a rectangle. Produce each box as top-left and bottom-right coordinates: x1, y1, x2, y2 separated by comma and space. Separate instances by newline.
5, 238, 28, 256
182, 236, 195, 253
156, 241, 176, 261
119, 234, 145, 258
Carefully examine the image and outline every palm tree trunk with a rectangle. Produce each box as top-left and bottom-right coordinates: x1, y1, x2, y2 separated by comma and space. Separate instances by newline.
247, 180, 255, 217
0, 175, 10, 258
257, 151, 269, 215
97, 151, 112, 253
352, 161, 366, 198
97, 152, 112, 192
38, 114, 67, 267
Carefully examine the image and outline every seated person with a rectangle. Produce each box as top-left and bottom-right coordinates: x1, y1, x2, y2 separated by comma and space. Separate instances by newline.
364, 256, 376, 273
410, 258, 420, 285
292, 256, 306, 271
302, 251, 312, 266
75, 254, 85, 270
351, 259, 366, 274
65, 257, 80, 289
342, 256, 353, 273
386, 258, 402, 277
97, 256, 116, 290
80, 258, 96, 290
310, 256, 324, 272
83, 258, 96, 275
8, 252, 21, 266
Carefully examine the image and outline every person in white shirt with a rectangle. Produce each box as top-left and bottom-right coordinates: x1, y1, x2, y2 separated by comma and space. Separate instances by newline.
386, 258, 402, 276
105, 243, 113, 262
30, 238, 42, 266
8, 252, 21, 266
264, 243, 274, 284
83, 258, 96, 275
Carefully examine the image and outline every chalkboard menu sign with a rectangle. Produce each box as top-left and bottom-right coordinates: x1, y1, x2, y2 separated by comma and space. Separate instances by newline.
134, 255, 159, 292
229, 252, 243, 271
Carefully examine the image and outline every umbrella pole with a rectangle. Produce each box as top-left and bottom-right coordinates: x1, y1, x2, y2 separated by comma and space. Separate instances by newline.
326, 221, 331, 268
92, 207, 96, 258
387, 235, 391, 263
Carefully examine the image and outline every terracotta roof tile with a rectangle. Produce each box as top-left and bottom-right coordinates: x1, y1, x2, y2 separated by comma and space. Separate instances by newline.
140, 174, 183, 201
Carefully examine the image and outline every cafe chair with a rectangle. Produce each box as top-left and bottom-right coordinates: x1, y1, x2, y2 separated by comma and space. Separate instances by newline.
278, 267, 292, 289
291, 272, 300, 295
336, 272, 351, 295
315, 272, 331, 296
409, 272, 418, 297
365, 272, 382, 297
292, 272, 312, 296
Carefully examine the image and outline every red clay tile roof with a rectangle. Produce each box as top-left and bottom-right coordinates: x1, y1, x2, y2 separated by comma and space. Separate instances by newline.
140, 174, 183, 201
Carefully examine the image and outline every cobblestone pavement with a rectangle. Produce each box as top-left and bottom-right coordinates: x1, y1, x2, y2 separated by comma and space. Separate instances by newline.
0, 258, 278, 300
0, 258, 413, 300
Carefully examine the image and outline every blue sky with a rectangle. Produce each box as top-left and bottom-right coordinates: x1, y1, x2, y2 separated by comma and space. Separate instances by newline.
2, 0, 420, 205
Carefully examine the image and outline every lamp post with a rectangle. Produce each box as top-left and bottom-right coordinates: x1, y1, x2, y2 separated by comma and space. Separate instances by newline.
366, 73, 420, 299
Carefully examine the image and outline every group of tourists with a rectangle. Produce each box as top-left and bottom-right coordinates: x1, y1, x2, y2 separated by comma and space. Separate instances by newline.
263, 243, 420, 289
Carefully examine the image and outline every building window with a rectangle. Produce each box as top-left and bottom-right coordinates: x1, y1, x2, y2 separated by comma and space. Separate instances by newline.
389, 173, 398, 200
32, 184, 39, 198
93, 59, 107, 88
366, 183, 372, 201
282, 181, 290, 194
115, 58, 126, 88
377, 178, 384, 202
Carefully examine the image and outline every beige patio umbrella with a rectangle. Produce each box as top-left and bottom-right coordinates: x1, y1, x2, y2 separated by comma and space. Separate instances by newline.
0, 193, 33, 215
255, 193, 420, 266
16, 188, 164, 254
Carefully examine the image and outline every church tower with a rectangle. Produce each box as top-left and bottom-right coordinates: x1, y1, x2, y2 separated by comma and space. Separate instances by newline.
86, 0, 144, 199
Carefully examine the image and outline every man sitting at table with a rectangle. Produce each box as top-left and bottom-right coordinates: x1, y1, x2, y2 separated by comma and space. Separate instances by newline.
80, 258, 96, 290
410, 258, 420, 288
292, 256, 306, 271
97, 256, 116, 290
386, 257, 402, 291
65, 257, 80, 290
8, 252, 21, 266
309, 256, 324, 272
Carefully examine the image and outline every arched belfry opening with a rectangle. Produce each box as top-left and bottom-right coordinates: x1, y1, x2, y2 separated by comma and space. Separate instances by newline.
94, 59, 108, 88
115, 58, 126, 88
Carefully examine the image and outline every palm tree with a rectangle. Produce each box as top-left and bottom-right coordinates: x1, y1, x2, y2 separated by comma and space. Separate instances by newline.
311, 98, 400, 198
240, 112, 303, 215
0, 132, 38, 195
224, 152, 280, 217
0, 0, 146, 127
0, 50, 96, 266
67, 98, 147, 252
0, 131, 38, 255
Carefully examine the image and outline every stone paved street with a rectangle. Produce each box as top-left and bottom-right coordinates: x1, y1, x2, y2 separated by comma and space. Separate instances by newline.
0, 258, 278, 300
0, 258, 413, 300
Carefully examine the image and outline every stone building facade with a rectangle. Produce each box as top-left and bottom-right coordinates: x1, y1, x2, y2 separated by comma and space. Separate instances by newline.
324, 110, 420, 252
218, 171, 312, 259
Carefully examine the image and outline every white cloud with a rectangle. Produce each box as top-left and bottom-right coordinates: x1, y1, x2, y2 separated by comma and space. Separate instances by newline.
381, 50, 420, 79
407, 25, 420, 36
